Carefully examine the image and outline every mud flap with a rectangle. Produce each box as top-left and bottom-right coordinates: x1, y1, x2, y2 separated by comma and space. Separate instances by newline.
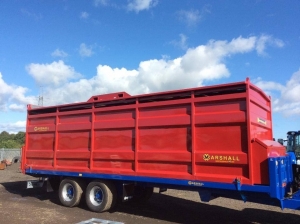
27, 178, 53, 192
198, 190, 211, 202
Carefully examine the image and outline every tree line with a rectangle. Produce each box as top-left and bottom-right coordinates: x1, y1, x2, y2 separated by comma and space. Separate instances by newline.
0, 131, 25, 149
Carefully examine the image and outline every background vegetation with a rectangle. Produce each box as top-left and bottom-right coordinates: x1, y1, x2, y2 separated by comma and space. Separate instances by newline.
0, 131, 25, 149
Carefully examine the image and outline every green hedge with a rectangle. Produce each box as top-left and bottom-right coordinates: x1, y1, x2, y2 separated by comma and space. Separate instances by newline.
0, 131, 25, 149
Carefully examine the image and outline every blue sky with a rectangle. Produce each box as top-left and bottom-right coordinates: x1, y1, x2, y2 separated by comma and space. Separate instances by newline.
0, 0, 299, 139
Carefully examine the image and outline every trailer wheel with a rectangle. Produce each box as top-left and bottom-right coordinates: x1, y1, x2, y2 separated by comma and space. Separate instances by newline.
85, 180, 116, 212
132, 186, 154, 203
59, 179, 83, 207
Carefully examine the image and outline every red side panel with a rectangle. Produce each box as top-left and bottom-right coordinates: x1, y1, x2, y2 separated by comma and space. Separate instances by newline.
194, 98, 249, 183
26, 116, 55, 169
93, 109, 135, 174
138, 104, 191, 179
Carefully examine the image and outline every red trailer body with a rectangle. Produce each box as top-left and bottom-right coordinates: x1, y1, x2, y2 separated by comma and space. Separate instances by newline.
22, 78, 285, 187
23, 78, 300, 212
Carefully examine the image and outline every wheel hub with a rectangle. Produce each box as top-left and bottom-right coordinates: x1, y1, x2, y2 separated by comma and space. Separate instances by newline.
62, 183, 74, 201
90, 186, 103, 206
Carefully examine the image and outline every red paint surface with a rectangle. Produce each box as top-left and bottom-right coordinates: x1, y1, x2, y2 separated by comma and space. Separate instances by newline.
22, 79, 286, 185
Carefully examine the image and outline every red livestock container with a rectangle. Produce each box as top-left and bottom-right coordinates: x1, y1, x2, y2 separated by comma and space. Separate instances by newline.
22, 78, 288, 212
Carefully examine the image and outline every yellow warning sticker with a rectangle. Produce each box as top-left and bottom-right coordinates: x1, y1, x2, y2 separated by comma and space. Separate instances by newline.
257, 117, 267, 125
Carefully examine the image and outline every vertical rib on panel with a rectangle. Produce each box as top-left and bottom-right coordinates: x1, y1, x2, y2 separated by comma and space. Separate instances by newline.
90, 106, 95, 170
54, 110, 58, 168
24, 111, 29, 171
135, 99, 139, 172
246, 79, 253, 184
191, 92, 196, 176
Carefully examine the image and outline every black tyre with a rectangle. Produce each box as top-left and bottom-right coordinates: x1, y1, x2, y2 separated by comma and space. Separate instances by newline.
59, 179, 83, 207
85, 180, 117, 212
132, 186, 154, 203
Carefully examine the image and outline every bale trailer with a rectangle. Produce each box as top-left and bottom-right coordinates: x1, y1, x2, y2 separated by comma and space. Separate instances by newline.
22, 78, 300, 212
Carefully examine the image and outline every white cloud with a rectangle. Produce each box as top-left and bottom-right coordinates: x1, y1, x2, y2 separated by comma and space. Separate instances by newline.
93, 0, 120, 9
256, 35, 285, 56
0, 72, 36, 111
128, 0, 158, 12
8, 104, 26, 112
26, 60, 81, 87
94, 0, 109, 6
80, 11, 89, 19
255, 69, 300, 116
21, 8, 42, 20
29, 35, 284, 107
79, 43, 94, 57
177, 5, 211, 27
0, 121, 26, 133
0, 73, 13, 106
11, 86, 36, 105
51, 49, 68, 58
282, 70, 300, 102
255, 79, 285, 92
177, 9, 201, 26
170, 34, 188, 50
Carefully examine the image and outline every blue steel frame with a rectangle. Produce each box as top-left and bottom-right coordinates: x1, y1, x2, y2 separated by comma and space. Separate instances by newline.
269, 156, 300, 210
25, 156, 300, 210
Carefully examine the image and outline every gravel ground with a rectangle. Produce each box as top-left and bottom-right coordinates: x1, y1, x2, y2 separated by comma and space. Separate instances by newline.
0, 163, 300, 224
